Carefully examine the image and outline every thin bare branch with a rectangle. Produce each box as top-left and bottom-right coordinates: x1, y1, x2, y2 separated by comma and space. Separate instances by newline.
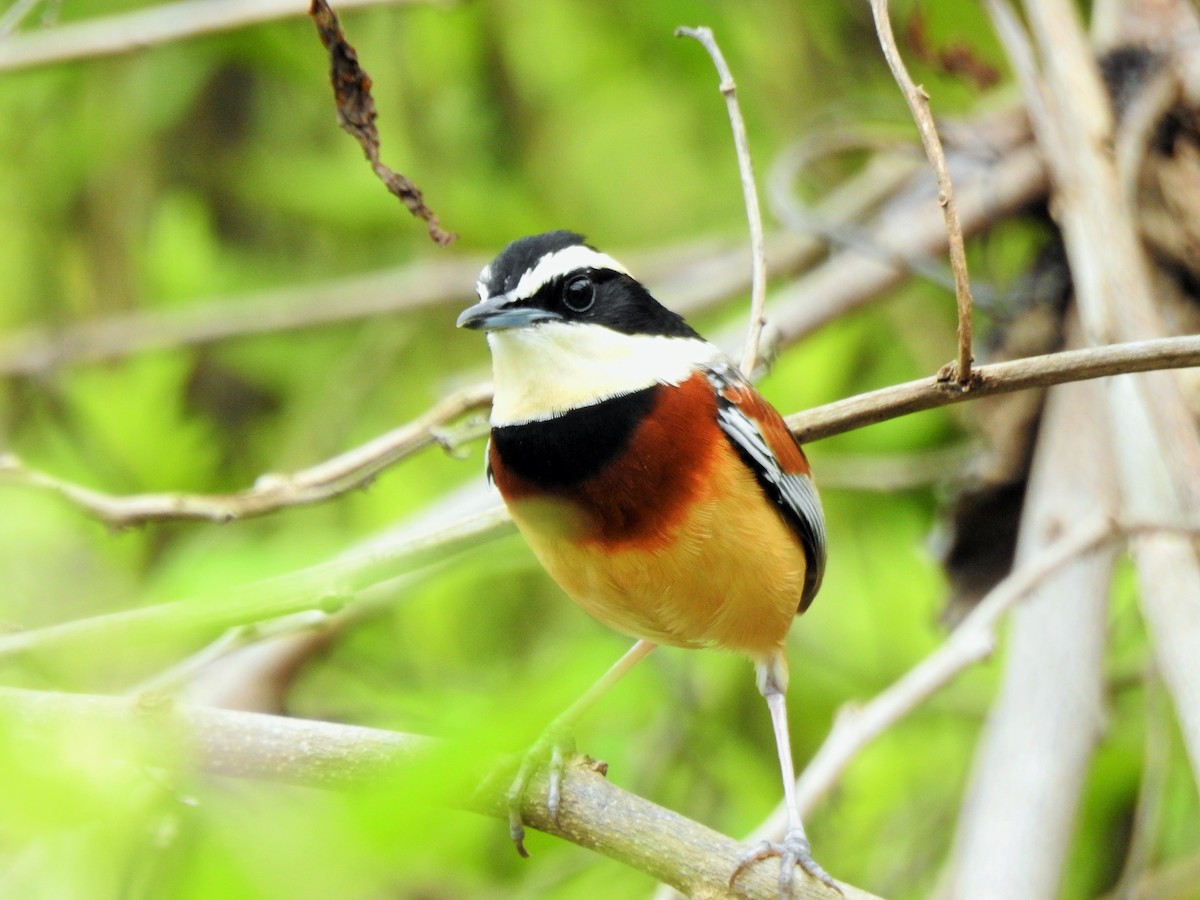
0, 233, 816, 377
787, 334, 1200, 443
0, 504, 513, 661
868, 0, 976, 385
1115, 65, 1182, 209
0, 0, 41, 39
0, 0, 446, 72
0, 382, 492, 526
0, 687, 882, 900
128, 609, 331, 697
6, 336, 1200, 527
675, 26, 770, 376
1109, 669, 1173, 897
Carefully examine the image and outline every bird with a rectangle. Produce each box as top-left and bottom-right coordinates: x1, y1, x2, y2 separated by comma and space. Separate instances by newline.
457, 230, 835, 896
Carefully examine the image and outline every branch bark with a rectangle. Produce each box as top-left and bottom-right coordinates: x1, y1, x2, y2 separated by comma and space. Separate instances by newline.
787, 334, 1200, 443
0, 687, 880, 900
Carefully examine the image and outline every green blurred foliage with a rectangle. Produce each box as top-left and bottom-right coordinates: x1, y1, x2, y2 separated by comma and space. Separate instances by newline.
0, 1, 1195, 898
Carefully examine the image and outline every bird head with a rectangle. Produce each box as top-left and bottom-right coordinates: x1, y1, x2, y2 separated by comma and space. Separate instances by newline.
457, 232, 717, 425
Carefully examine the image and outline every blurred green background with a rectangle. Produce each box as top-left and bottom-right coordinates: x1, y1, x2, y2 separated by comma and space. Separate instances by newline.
0, 1, 1195, 897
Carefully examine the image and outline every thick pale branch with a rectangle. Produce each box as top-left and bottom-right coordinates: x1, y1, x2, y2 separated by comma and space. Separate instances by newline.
676, 26, 770, 376
0, 258, 485, 376
948, 369, 1115, 896
1002, 0, 1200, 780
0, 0, 447, 72
868, 0, 976, 384
0, 687, 878, 900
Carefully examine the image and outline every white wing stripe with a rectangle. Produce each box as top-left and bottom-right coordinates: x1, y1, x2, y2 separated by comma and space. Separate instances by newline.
707, 368, 827, 604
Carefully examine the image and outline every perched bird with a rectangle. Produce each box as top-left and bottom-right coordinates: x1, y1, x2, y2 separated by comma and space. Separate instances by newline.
457, 231, 834, 895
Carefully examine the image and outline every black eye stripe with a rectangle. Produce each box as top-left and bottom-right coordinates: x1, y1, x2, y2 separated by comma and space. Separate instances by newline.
487, 265, 700, 339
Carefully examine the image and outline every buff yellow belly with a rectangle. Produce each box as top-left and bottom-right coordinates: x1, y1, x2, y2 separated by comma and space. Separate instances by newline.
507, 439, 807, 658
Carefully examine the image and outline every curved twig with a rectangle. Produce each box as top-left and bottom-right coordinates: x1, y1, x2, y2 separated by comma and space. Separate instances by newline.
869, 0, 976, 385
0, 382, 492, 527
767, 130, 963, 293
676, 26, 770, 376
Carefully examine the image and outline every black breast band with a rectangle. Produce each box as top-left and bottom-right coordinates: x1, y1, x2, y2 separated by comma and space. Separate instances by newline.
491, 385, 660, 489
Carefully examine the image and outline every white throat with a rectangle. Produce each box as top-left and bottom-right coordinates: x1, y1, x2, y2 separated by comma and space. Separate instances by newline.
487, 323, 721, 426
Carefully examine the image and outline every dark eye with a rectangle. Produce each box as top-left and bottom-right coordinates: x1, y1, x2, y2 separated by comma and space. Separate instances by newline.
562, 275, 595, 313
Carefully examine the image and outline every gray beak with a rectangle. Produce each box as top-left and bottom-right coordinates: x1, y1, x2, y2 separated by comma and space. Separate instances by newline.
456, 293, 561, 331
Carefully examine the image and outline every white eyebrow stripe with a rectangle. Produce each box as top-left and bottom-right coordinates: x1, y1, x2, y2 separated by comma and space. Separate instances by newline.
506, 245, 629, 302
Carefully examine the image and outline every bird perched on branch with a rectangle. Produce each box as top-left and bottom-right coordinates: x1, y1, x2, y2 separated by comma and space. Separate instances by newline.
457, 231, 835, 896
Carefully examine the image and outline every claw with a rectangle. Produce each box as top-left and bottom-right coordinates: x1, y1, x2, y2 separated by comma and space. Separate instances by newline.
505, 762, 534, 857
729, 830, 842, 899
508, 810, 529, 858
504, 722, 575, 857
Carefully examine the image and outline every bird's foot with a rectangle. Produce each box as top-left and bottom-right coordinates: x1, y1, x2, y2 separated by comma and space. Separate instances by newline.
729, 828, 842, 898
505, 721, 575, 857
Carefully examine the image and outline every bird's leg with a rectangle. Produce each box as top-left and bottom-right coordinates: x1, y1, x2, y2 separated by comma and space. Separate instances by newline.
507, 638, 657, 856
730, 653, 842, 898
